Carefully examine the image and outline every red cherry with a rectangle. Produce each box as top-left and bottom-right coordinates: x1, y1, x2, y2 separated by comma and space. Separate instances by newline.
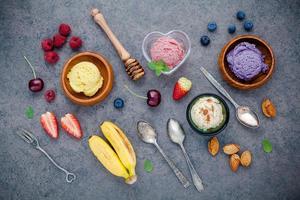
24, 56, 44, 92
29, 78, 44, 92
124, 85, 161, 107
147, 90, 161, 107
44, 89, 56, 102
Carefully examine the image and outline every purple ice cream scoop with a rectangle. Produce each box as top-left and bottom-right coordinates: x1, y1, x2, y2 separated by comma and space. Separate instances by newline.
226, 42, 268, 81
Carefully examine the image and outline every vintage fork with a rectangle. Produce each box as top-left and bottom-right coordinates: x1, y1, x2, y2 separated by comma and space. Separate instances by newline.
17, 129, 76, 183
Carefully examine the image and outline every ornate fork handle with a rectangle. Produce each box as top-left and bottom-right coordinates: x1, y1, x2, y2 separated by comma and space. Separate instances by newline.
37, 146, 76, 183
18, 129, 76, 183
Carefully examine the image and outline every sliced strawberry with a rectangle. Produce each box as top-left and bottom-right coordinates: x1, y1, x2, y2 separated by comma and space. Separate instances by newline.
61, 113, 83, 140
173, 77, 192, 101
40, 112, 59, 139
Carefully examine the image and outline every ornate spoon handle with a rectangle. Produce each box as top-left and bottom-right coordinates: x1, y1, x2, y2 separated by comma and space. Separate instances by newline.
180, 144, 204, 192
154, 141, 190, 188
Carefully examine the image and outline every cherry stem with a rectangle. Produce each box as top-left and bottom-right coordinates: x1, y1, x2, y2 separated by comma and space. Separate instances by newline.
124, 85, 147, 99
24, 55, 36, 79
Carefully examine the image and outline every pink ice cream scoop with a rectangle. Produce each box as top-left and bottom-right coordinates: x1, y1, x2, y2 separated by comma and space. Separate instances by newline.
150, 36, 185, 68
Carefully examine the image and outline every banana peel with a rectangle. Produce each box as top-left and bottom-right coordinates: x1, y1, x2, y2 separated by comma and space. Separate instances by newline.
88, 121, 137, 184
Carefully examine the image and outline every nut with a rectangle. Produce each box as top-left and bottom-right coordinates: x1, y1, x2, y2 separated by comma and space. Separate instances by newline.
229, 154, 240, 172
223, 144, 240, 155
240, 150, 252, 167
208, 136, 219, 156
262, 98, 276, 118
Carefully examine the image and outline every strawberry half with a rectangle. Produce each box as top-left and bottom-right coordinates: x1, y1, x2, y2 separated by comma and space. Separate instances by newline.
40, 112, 59, 139
172, 77, 192, 101
61, 113, 83, 140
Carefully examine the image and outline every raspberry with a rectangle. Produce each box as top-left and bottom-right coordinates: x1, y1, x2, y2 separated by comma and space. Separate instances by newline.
41, 38, 53, 51
69, 36, 82, 50
53, 34, 66, 48
59, 23, 71, 36
44, 89, 56, 102
44, 51, 59, 64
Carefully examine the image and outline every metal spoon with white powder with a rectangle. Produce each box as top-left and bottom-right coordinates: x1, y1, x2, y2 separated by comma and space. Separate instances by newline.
200, 67, 260, 128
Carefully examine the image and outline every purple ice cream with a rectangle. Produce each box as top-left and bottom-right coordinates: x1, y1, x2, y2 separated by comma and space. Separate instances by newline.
226, 42, 268, 81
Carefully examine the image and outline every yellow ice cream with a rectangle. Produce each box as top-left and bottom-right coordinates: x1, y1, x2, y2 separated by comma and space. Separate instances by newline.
67, 61, 103, 97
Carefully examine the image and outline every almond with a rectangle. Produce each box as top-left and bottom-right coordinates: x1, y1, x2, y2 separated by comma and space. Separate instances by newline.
262, 98, 276, 118
223, 144, 240, 155
240, 150, 252, 167
208, 136, 219, 156
229, 154, 240, 172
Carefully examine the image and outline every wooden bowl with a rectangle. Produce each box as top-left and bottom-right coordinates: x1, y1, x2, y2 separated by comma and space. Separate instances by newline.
219, 35, 275, 90
61, 52, 114, 106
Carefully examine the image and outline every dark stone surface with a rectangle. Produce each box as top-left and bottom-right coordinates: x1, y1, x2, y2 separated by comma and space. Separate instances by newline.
0, 0, 299, 199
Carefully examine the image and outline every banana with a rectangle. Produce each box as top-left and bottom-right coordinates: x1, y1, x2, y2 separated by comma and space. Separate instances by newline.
88, 135, 130, 180
100, 121, 137, 184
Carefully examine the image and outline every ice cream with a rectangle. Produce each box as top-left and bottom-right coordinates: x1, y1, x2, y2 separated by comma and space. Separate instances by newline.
190, 96, 225, 131
226, 42, 268, 81
150, 36, 184, 68
67, 61, 103, 97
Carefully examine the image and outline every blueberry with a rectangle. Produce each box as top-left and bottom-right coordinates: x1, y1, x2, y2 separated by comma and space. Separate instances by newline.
200, 35, 210, 46
228, 24, 236, 34
207, 22, 217, 32
236, 11, 246, 20
244, 20, 253, 31
114, 98, 124, 109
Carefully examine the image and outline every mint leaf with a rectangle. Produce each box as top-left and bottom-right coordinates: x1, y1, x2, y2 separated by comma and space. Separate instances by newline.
155, 60, 166, 66
147, 60, 169, 76
144, 159, 153, 173
161, 65, 169, 72
155, 69, 162, 76
25, 106, 34, 119
147, 61, 157, 70
262, 139, 272, 153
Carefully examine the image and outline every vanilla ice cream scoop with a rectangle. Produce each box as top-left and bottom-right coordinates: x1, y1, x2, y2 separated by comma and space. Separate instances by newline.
67, 61, 103, 97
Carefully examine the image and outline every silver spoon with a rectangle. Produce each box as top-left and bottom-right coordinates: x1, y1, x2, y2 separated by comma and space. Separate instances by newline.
200, 67, 260, 128
167, 118, 204, 192
137, 120, 190, 188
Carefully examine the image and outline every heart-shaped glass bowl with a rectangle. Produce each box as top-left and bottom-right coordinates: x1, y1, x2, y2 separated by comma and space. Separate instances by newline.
142, 30, 191, 75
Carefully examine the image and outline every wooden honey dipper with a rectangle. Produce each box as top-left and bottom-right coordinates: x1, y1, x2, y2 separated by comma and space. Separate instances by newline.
91, 8, 145, 81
